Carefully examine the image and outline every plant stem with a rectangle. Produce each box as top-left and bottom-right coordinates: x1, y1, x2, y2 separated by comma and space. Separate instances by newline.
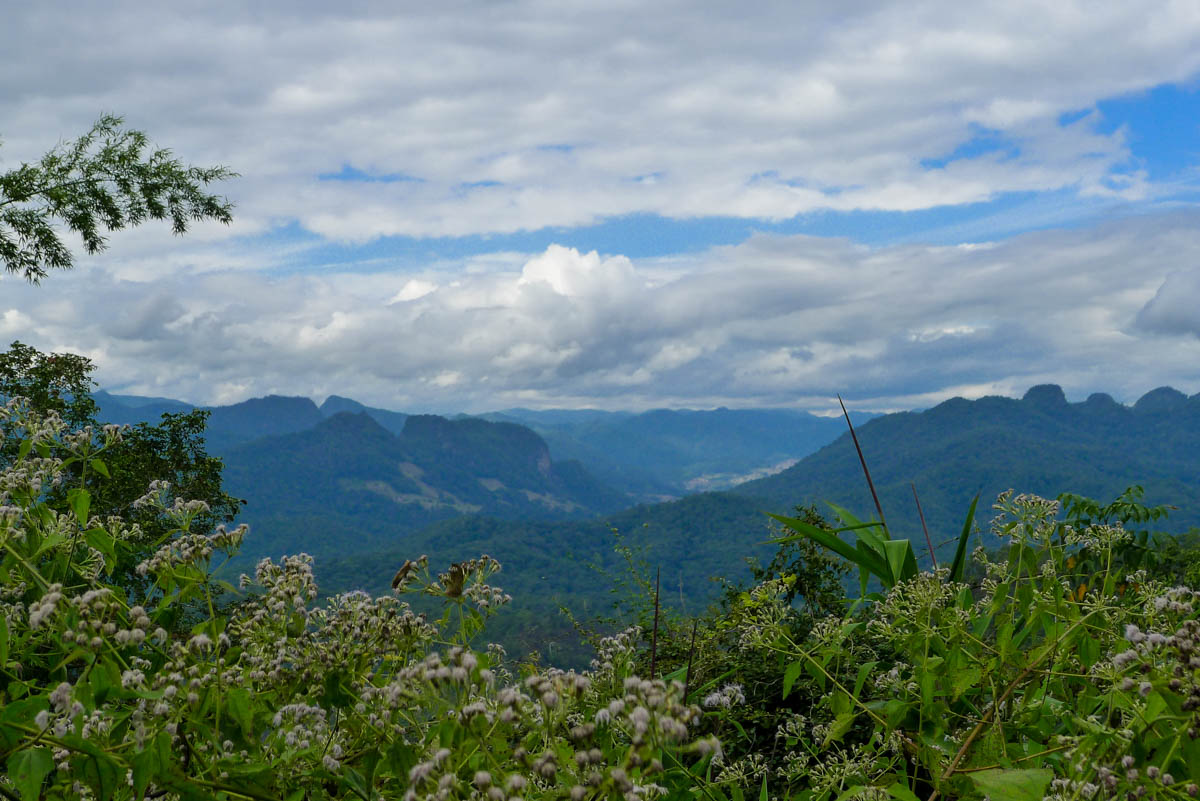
839, 395, 888, 534
650, 567, 661, 678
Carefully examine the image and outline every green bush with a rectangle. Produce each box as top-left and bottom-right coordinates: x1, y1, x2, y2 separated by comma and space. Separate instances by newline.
0, 400, 715, 800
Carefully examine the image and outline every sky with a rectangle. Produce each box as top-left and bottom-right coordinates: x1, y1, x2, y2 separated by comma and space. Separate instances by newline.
2, 1, 1200, 414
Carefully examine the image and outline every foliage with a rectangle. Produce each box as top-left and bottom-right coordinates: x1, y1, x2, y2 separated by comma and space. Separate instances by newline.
0, 343, 98, 433
0, 114, 235, 283
1, 342, 242, 631
0, 401, 716, 800
666, 490, 1200, 800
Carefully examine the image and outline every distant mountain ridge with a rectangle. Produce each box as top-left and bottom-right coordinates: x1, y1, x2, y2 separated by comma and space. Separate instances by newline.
93, 390, 860, 497
482, 406, 878, 497
735, 384, 1200, 554
312, 383, 1200, 662
217, 410, 628, 569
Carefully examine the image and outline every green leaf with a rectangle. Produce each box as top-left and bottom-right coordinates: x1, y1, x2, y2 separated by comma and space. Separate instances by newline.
967, 768, 1054, 801
759, 773, 769, 801
769, 512, 888, 579
130, 746, 159, 800
342, 767, 372, 800
783, 660, 804, 699
89, 457, 110, 477
7, 748, 54, 801
949, 493, 980, 583
823, 711, 856, 746
1143, 691, 1168, 724
853, 661, 878, 697
0, 616, 8, 668
17, 438, 32, 462
885, 782, 922, 801
68, 487, 91, 527
1077, 634, 1100, 669
951, 667, 982, 701
84, 527, 116, 564
226, 687, 254, 736
881, 539, 919, 585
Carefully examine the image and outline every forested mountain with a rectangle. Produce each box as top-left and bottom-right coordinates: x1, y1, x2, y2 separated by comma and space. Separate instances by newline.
310, 384, 1200, 663
94, 391, 409, 451
316, 491, 777, 662
736, 385, 1200, 556
481, 406, 877, 497
216, 411, 629, 570
93, 392, 845, 497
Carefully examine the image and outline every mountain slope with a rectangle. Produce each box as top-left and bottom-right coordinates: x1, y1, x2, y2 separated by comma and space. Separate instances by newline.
221, 411, 629, 568
736, 385, 1200, 555
316, 490, 778, 662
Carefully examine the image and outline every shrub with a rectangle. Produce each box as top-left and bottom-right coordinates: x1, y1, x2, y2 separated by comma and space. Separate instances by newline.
0, 399, 715, 800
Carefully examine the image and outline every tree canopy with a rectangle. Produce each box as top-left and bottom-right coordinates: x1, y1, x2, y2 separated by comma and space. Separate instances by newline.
0, 114, 235, 282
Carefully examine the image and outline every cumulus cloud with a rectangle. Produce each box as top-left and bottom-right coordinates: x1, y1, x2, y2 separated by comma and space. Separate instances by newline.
4, 212, 1199, 412
1, 1, 1198, 242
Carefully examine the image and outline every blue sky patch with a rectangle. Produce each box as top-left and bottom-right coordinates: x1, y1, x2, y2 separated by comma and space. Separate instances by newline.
317, 164, 424, 183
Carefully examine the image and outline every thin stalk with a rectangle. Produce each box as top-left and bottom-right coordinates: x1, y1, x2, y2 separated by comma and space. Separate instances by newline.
838, 395, 888, 533
911, 482, 938, 569
650, 567, 661, 678
683, 620, 699, 701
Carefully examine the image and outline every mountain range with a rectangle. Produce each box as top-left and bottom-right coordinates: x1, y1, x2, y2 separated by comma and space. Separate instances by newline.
92, 390, 845, 571
92, 384, 1200, 661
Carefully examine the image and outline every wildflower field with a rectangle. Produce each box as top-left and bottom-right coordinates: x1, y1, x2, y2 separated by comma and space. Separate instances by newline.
3, 395, 1200, 801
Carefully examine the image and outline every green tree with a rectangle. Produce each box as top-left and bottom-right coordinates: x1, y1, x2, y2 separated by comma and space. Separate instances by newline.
0, 341, 97, 429
0, 342, 243, 632
0, 113, 235, 282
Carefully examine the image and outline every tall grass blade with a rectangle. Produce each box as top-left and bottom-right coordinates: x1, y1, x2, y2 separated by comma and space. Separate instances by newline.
683, 620, 698, 701
949, 493, 980, 583
650, 567, 661, 678
911, 482, 938, 569
769, 512, 889, 583
839, 394, 888, 535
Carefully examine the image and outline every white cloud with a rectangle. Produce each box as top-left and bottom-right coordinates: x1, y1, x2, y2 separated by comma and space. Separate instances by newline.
5, 213, 1200, 413
1, 1, 1198, 241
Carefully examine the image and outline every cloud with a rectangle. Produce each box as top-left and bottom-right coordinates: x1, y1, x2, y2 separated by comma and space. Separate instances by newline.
1, 1, 1198, 242
4, 211, 1199, 413
1136, 269, 1200, 338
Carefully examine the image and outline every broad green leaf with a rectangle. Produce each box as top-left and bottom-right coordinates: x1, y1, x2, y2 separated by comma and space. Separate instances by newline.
783, 660, 804, 699
967, 768, 1053, 801
769, 513, 873, 570
886, 782, 922, 801
17, 438, 32, 462
881, 539, 919, 585
759, 773, 769, 801
948, 493, 980, 582
130, 746, 159, 800
951, 667, 982, 701
342, 767, 372, 800
823, 711, 856, 746
67, 487, 91, 527
853, 660, 878, 697
84, 527, 116, 563
7, 748, 54, 801
1077, 635, 1100, 669
1144, 691, 1168, 723
227, 687, 254, 736
89, 457, 110, 477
